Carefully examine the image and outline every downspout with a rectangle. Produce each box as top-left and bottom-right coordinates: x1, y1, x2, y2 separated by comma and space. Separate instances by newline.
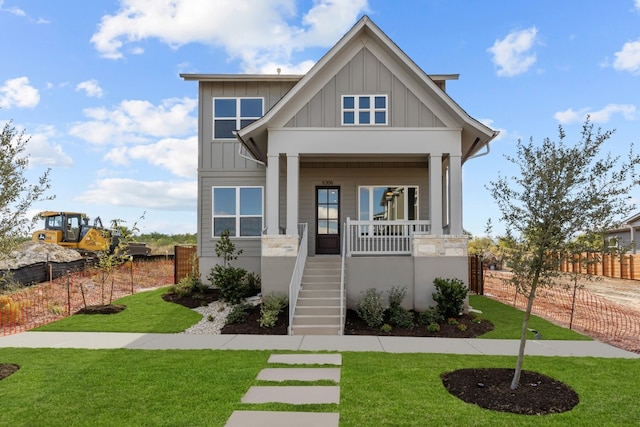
234, 131, 266, 166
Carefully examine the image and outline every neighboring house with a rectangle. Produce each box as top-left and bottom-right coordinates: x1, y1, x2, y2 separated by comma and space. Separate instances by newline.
181, 16, 497, 318
604, 212, 640, 254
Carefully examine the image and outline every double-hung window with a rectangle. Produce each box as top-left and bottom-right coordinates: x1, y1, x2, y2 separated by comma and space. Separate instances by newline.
212, 186, 263, 237
213, 98, 263, 139
342, 95, 388, 125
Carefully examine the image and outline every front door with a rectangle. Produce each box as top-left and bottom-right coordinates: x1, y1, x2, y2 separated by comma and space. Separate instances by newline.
316, 186, 340, 254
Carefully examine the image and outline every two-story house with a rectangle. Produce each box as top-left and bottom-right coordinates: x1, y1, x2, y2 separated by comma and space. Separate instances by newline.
182, 16, 497, 334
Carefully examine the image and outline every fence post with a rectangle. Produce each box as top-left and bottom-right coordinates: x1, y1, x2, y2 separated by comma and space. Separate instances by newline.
66, 270, 71, 316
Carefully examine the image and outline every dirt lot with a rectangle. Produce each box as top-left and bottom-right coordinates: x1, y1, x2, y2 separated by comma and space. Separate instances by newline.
579, 276, 640, 311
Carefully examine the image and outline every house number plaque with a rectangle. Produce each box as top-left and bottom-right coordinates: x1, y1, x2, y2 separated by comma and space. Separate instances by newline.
321, 180, 334, 185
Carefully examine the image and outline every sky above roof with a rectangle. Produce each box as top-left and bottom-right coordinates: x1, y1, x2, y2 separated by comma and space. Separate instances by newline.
1, 0, 639, 236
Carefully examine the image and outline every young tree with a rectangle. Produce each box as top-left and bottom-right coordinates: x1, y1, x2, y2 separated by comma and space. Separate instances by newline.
0, 120, 53, 259
488, 119, 639, 389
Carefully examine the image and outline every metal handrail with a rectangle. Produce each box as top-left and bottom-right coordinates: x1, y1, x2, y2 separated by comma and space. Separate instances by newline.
287, 223, 308, 335
340, 225, 347, 335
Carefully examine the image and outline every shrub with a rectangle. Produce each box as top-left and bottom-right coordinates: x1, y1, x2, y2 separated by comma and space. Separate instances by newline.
432, 277, 468, 319
227, 303, 252, 324
380, 324, 392, 333
259, 293, 288, 328
169, 275, 199, 297
356, 288, 385, 327
211, 265, 248, 304
243, 272, 261, 297
427, 322, 440, 332
417, 307, 443, 326
387, 286, 407, 309
207, 229, 249, 305
389, 306, 414, 329
457, 323, 468, 332
447, 317, 458, 325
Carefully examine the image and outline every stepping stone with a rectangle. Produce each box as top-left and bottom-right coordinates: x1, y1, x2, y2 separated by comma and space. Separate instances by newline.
268, 353, 342, 365
225, 410, 339, 427
241, 386, 340, 404
257, 368, 341, 382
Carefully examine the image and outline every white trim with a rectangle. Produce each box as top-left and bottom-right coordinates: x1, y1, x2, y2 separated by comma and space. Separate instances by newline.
211, 186, 264, 237
212, 97, 264, 139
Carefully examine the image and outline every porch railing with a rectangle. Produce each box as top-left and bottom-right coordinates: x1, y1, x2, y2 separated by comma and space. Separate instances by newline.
339, 228, 347, 335
345, 218, 431, 256
288, 223, 308, 335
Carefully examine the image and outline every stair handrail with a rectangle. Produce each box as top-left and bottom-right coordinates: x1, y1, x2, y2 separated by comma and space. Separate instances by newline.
288, 223, 308, 335
340, 222, 347, 335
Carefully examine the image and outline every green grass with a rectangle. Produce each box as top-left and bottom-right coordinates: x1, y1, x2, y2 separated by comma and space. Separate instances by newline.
0, 348, 638, 426
469, 295, 591, 340
33, 287, 202, 333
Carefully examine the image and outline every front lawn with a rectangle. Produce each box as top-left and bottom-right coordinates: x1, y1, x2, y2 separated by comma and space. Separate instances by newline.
33, 287, 202, 333
0, 348, 638, 426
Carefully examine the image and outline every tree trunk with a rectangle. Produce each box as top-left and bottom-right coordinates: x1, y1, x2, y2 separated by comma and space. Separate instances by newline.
511, 275, 538, 390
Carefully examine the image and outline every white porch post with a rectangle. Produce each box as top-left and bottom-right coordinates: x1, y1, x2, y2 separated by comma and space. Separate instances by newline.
266, 153, 280, 235
286, 153, 299, 235
449, 154, 463, 235
429, 154, 443, 234
630, 225, 636, 254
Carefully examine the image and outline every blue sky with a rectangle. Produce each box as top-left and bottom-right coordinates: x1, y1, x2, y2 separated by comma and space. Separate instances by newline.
1, 0, 639, 236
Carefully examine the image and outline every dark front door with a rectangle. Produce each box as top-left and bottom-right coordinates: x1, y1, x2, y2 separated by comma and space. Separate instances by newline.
316, 186, 340, 254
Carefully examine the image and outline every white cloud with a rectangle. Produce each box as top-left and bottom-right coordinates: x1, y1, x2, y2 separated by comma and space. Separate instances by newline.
24, 125, 74, 168
636, 0, 640, 11
76, 79, 104, 98
91, 0, 368, 72
613, 39, 640, 75
554, 104, 638, 124
78, 178, 196, 211
0, 0, 25, 16
104, 136, 197, 178
69, 97, 197, 145
488, 27, 539, 77
0, 77, 40, 108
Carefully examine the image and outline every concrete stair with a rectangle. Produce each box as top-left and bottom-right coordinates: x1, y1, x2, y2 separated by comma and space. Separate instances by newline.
291, 256, 344, 335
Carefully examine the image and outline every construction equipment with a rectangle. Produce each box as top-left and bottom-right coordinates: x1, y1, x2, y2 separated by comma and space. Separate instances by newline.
31, 211, 150, 257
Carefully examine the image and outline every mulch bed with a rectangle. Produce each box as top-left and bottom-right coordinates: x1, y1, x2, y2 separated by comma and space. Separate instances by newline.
161, 288, 221, 308
442, 368, 580, 415
220, 304, 288, 335
0, 364, 19, 381
344, 309, 494, 337
75, 304, 127, 315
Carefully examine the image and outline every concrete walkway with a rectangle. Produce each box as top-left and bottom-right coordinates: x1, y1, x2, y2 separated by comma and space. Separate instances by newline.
0, 331, 638, 358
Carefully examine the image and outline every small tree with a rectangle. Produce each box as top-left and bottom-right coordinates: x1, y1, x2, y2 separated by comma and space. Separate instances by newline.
488, 119, 638, 389
207, 230, 248, 304
0, 120, 54, 259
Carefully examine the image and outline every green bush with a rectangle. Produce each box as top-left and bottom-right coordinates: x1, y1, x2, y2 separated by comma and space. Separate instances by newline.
380, 324, 392, 333
226, 303, 252, 324
389, 306, 414, 329
259, 293, 288, 328
427, 322, 440, 332
210, 265, 248, 304
244, 272, 261, 297
417, 307, 443, 326
432, 277, 468, 319
387, 286, 407, 309
169, 274, 200, 297
356, 288, 385, 328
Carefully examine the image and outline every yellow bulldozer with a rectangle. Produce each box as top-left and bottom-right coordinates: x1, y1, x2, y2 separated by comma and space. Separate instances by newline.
31, 211, 150, 256
32, 211, 115, 254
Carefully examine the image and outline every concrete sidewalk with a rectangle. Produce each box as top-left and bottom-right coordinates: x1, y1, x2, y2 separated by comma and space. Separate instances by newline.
1, 331, 638, 358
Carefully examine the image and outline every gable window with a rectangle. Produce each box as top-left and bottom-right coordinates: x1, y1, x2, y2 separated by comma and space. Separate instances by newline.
342, 95, 387, 125
212, 186, 263, 237
213, 98, 263, 139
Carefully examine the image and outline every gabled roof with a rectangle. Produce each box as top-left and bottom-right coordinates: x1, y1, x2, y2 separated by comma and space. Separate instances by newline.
235, 15, 497, 164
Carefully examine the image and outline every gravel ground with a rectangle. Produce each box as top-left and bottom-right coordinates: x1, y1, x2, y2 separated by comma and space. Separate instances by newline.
180, 296, 261, 334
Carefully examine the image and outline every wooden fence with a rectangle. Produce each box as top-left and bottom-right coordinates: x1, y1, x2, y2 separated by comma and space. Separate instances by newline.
174, 245, 197, 283
558, 253, 640, 280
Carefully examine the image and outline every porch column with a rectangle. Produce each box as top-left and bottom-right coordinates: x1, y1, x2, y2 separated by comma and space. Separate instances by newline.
286, 153, 299, 235
630, 226, 637, 254
449, 154, 463, 235
266, 153, 280, 235
429, 154, 443, 234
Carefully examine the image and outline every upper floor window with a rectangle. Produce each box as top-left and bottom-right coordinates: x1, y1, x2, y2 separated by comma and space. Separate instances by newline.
342, 95, 388, 126
213, 97, 263, 139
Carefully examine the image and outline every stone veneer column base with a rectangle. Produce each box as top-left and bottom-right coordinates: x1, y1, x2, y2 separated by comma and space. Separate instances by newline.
261, 235, 299, 296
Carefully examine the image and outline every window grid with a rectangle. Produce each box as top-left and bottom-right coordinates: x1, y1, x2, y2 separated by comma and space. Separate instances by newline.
341, 95, 388, 126
212, 186, 263, 237
213, 97, 264, 139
